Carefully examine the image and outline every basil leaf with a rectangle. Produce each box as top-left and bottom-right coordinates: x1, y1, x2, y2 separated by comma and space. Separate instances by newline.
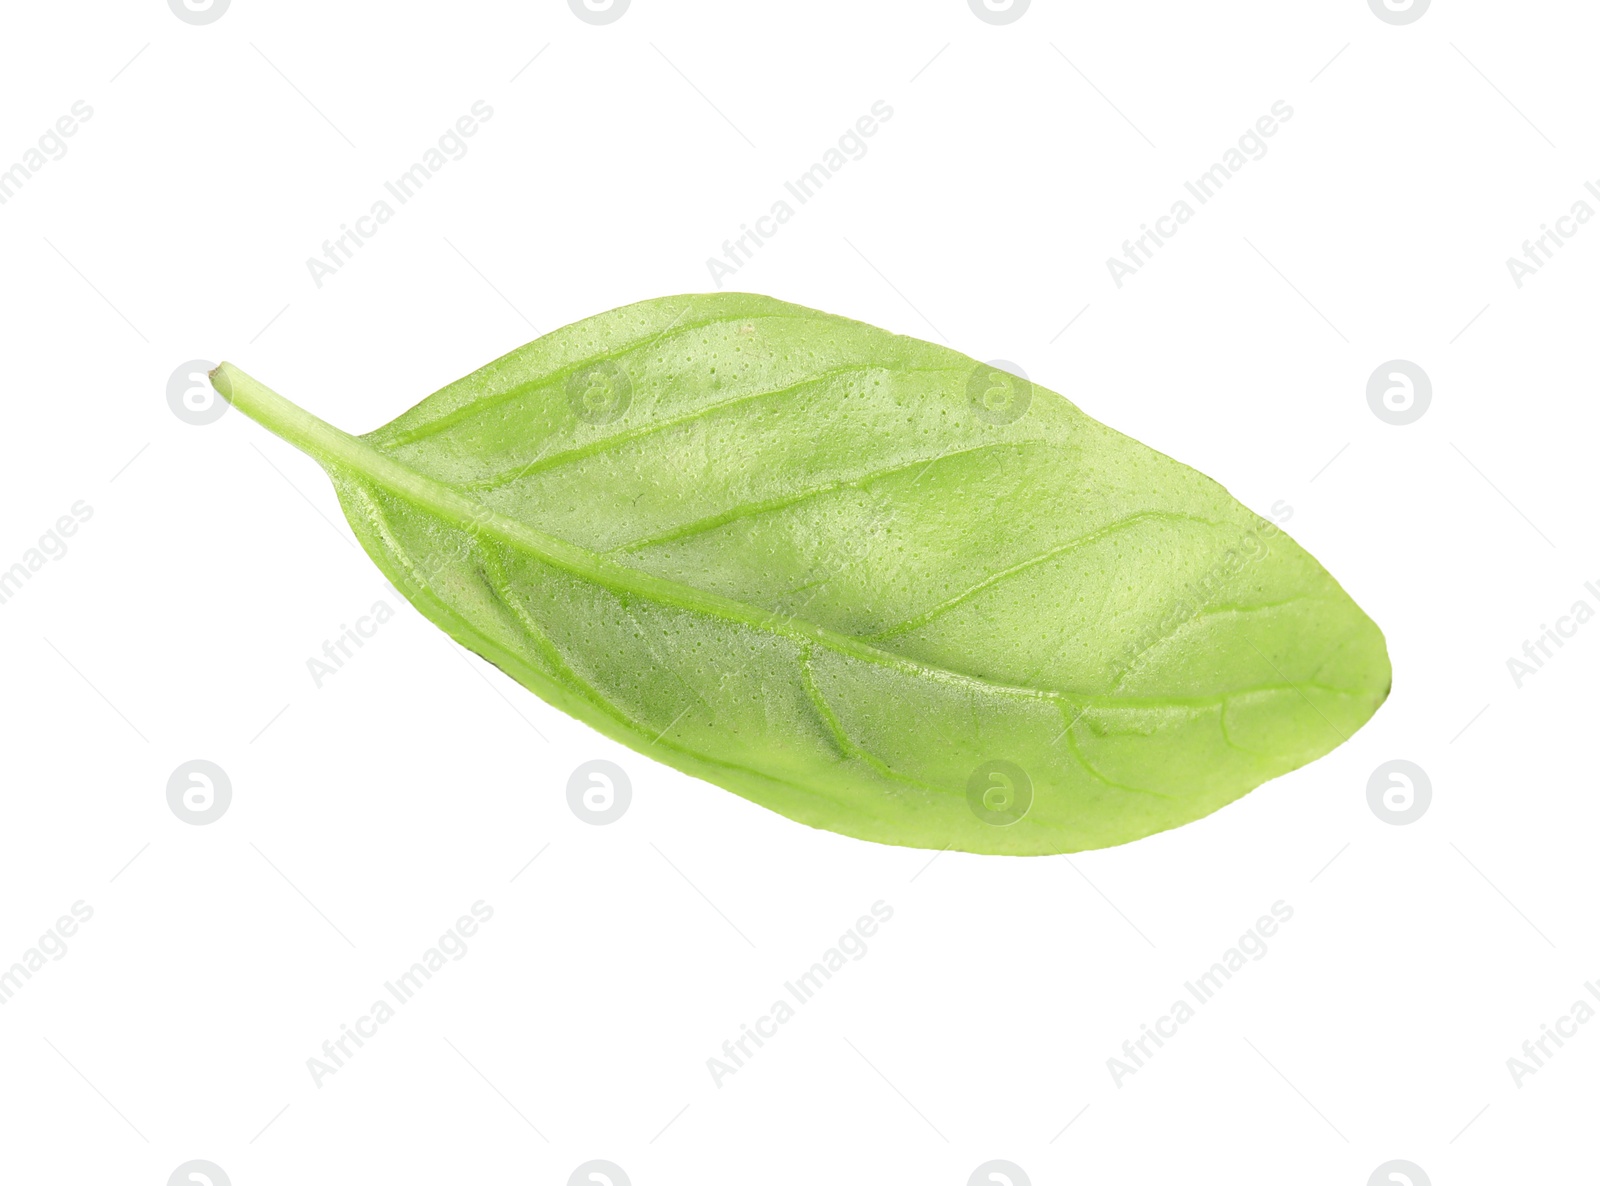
212, 293, 1388, 854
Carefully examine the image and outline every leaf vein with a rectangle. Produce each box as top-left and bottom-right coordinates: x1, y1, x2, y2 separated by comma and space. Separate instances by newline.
868, 510, 1224, 641
380, 309, 801, 445
462, 360, 968, 492
610, 441, 1019, 554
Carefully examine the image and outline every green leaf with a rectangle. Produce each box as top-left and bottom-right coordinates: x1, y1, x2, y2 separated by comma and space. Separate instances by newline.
213, 293, 1389, 855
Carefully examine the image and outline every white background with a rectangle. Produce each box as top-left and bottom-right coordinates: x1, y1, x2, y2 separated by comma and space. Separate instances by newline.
0, 1, 1594, 1183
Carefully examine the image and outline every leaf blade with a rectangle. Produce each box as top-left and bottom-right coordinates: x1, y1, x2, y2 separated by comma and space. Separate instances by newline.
212, 294, 1389, 854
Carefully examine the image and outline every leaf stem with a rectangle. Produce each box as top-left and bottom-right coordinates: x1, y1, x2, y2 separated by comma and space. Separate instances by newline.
212, 364, 640, 586
211, 362, 490, 534
212, 363, 512, 544
206, 365, 1086, 710
210, 362, 358, 470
